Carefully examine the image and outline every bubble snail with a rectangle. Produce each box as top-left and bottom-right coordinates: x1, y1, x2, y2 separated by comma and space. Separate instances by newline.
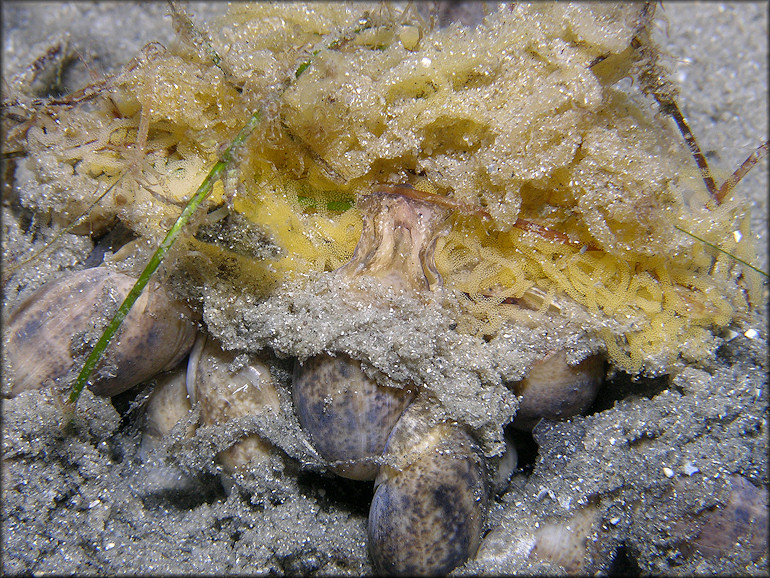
2, 183, 619, 575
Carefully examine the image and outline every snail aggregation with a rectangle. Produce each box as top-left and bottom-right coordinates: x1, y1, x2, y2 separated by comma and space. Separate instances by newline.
19, 3, 761, 380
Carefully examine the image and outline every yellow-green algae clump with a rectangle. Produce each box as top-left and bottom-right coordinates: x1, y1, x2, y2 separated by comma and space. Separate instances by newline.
20, 2, 763, 375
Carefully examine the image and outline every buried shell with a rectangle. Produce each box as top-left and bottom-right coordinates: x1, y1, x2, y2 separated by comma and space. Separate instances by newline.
292, 185, 451, 481
368, 400, 488, 576
671, 474, 768, 562
141, 368, 194, 454
474, 500, 614, 574
527, 503, 608, 574
4, 267, 197, 397
509, 349, 604, 430
139, 367, 199, 495
187, 334, 280, 474
143, 333, 280, 475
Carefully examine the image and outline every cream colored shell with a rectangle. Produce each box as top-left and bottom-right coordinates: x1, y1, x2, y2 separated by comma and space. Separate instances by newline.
188, 334, 280, 473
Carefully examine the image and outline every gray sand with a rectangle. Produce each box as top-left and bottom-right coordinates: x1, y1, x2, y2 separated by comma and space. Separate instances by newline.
2, 3, 767, 575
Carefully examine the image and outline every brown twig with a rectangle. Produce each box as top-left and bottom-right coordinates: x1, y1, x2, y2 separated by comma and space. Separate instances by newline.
715, 140, 769, 204
512, 218, 597, 251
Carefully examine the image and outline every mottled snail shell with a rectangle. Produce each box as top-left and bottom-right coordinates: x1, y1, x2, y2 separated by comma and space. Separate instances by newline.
674, 475, 768, 562
292, 185, 451, 481
5, 267, 197, 397
293, 353, 414, 480
188, 334, 280, 474
368, 401, 488, 576
510, 349, 603, 430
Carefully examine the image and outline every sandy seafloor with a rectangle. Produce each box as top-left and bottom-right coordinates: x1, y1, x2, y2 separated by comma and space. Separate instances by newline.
1, 2, 767, 575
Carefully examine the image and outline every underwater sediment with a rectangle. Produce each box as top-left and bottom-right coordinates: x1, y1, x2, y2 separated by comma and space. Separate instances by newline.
2, 2, 767, 575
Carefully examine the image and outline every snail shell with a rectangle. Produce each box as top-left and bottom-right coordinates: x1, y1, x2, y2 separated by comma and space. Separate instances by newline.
528, 504, 606, 573
368, 401, 488, 576
510, 349, 603, 430
673, 474, 768, 562
490, 433, 518, 494
141, 367, 193, 455
140, 367, 198, 494
293, 353, 414, 480
4, 267, 197, 397
475, 502, 609, 574
188, 334, 280, 474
